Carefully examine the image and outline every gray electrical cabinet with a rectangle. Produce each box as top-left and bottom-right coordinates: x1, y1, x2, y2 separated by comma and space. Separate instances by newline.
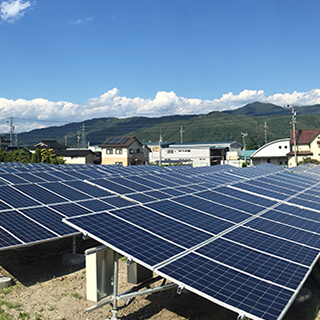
85, 246, 114, 302
127, 261, 153, 284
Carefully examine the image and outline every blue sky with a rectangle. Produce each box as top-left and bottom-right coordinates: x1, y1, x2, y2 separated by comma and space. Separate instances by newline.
1, 0, 320, 132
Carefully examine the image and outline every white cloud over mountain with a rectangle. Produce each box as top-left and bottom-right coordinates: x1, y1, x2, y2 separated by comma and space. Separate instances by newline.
1, 88, 320, 133
0, 0, 32, 22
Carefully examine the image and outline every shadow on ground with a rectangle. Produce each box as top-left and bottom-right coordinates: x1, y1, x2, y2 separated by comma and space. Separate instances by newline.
0, 235, 100, 286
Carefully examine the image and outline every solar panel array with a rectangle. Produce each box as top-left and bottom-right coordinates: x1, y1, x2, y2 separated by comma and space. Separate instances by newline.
1, 162, 320, 320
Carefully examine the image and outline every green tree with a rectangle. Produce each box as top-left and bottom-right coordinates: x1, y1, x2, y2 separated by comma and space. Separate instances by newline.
40, 148, 65, 165
246, 137, 259, 150
4, 149, 31, 163
297, 157, 320, 165
31, 149, 42, 163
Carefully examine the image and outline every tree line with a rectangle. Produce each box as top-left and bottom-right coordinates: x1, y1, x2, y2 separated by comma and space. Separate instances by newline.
0, 148, 65, 164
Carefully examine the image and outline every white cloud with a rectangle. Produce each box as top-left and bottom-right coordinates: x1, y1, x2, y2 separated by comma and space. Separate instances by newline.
0, 0, 32, 23
1, 88, 320, 133
70, 16, 94, 24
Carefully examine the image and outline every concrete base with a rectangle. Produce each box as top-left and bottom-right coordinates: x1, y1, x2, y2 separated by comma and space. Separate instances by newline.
0, 276, 11, 289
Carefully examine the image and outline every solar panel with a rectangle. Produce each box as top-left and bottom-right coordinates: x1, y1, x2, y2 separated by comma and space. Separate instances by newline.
2, 162, 320, 320
40, 182, 92, 201
76, 199, 115, 212
19, 207, 76, 235
172, 195, 252, 223
124, 193, 157, 204
196, 190, 270, 215
13, 184, 68, 205
261, 210, 320, 233
195, 238, 308, 289
0, 227, 22, 249
223, 227, 318, 266
108, 177, 152, 192
92, 178, 135, 195
64, 180, 113, 198
0, 173, 29, 184
231, 182, 288, 200
15, 172, 47, 183
245, 218, 320, 249
147, 200, 234, 234
64, 212, 184, 267
49, 202, 91, 217
156, 252, 293, 320
1, 210, 57, 243
0, 185, 41, 208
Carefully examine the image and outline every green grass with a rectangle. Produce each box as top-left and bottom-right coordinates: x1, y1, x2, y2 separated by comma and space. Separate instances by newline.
0, 287, 12, 295
0, 299, 21, 309
70, 292, 83, 299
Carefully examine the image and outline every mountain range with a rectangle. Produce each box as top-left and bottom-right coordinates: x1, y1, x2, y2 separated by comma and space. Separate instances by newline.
12, 102, 320, 148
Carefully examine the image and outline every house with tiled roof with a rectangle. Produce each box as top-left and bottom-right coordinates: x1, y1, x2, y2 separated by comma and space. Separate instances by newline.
287, 129, 320, 167
28, 140, 67, 151
100, 136, 149, 166
55, 149, 98, 164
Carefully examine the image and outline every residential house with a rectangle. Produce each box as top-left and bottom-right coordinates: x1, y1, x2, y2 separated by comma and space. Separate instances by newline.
29, 140, 67, 152
0, 135, 10, 149
55, 149, 97, 164
100, 136, 149, 166
250, 138, 290, 166
29, 140, 99, 164
287, 129, 320, 167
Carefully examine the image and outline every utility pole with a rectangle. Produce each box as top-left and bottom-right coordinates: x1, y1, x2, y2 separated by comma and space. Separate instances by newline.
159, 130, 162, 166
263, 121, 268, 144
180, 125, 184, 143
241, 132, 248, 165
81, 123, 87, 148
65, 135, 68, 146
287, 105, 298, 166
77, 131, 81, 149
7, 117, 15, 147
14, 134, 18, 147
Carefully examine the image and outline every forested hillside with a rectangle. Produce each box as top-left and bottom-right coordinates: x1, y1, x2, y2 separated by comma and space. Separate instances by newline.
12, 102, 320, 148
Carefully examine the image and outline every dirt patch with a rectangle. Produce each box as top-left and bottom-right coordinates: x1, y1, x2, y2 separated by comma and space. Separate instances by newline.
1, 237, 320, 320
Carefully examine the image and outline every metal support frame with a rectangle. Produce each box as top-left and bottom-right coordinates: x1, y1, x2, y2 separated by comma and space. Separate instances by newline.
110, 251, 119, 320
85, 253, 178, 319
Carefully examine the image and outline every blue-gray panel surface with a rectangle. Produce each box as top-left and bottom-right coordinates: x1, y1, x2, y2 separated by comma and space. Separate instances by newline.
157, 253, 293, 320
147, 200, 234, 234
64, 212, 184, 267
196, 238, 307, 289
223, 227, 318, 266
110, 206, 212, 248
1, 210, 57, 243
245, 218, 320, 249
172, 195, 252, 223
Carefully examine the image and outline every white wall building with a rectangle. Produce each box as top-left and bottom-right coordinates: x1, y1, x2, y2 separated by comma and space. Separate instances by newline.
250, 138, 290, 166
147, 141, 241, 167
